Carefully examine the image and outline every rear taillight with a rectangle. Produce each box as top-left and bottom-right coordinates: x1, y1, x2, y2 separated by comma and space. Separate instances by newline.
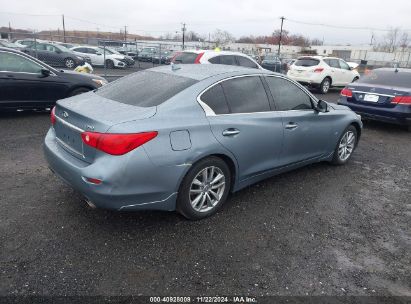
81, 131, 158, 156
313, 68, 324, 73
50, 106, 56, 125
391, 96, 411, 105
194, 52, 205, 64
340, 88, 353, 98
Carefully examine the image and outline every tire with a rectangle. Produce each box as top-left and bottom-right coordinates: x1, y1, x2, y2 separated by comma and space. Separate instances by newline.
105, 60, 114, 69
331, 125, 358, 165
176, 157, 231, 220
318, 77, 331, 94
69, 87, 91, 97
64, 58, 76, 69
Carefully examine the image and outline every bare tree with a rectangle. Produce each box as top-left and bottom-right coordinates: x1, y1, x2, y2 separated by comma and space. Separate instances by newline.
212, 29, 234, 46
399, 32, 410, 49
383, 27, 400, 52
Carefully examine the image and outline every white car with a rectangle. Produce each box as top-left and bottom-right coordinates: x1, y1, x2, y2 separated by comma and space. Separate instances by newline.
172, 50, 263, 70
287, 56, 360, 94
70, 46, 128, 69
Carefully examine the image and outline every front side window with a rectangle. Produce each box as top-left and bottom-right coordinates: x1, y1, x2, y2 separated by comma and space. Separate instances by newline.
339, 60, 350, 70
219, 55, 236, 66
0, 52, 43, 73
200, 83, 229, 114
265, 77, 312, 111
221, 76, 271, 113
172, 52, 198, 63
236, 56, 258, 69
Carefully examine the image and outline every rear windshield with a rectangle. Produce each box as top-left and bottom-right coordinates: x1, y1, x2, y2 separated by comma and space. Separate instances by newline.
96, 70, 197, 107
357, 70, 411, 88
294, 58, 320, 67
173, 52, 198, 64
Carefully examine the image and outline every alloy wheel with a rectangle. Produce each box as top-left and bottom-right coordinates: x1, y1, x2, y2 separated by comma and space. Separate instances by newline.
338, 130, 355, 161
65, 58, 75, 68
322, 79, 330, 93
189, 166, 226, 213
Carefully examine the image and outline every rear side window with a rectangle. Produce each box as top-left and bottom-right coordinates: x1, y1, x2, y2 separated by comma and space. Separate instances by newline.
236, 56, 258, 69
265, 77, 313, 111
221, 76, 270, 113
200, 83, 229, 114
294, 58, 320, 67
357, 70, 411, 88
173, 52, 198, 63
96, 70, 197, 107
208, 56, 220, 64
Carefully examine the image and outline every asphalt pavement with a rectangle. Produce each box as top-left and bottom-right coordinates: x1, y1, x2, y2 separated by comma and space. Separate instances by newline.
0, 86, 410, 298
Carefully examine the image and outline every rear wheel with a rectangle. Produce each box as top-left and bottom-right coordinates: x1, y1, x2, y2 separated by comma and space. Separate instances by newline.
319, 77, 331, 94
177, 157, 231, 220
331, 125, 357, 165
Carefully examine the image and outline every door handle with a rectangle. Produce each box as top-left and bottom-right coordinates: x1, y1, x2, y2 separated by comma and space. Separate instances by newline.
222, 128, 240, 136
285, 123, 298, 130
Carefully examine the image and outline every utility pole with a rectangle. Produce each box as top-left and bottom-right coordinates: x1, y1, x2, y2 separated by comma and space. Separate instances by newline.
8, 22, 12, 40
62, 14, 66, 43
277, 16, 285, 57
124, 25, 127, 41
182, 23, 186, 50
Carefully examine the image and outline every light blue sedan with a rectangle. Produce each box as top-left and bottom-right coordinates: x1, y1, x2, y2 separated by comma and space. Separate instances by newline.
44, 64, 362, 220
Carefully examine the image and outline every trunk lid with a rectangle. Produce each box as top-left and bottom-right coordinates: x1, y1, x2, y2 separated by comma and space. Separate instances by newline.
347, 83, 411, 108
53, 92, 156, 163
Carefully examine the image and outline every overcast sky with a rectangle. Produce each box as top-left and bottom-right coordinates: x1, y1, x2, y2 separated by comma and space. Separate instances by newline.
1, 0, 410, 45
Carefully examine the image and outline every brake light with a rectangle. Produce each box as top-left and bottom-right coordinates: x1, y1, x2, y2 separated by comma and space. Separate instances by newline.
313, 68, 324, 73
340, 88, 353, 98
391, 96, 411, 105
194, 52, 205, 64
81, 131, 158, 155
50, 106, 56, 125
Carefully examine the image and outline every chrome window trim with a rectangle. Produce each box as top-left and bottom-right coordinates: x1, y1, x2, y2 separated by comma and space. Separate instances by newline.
0, 50, 57, 76
55, 115, 85, 133
352, 91, 395, 98
197, 74, 318, 117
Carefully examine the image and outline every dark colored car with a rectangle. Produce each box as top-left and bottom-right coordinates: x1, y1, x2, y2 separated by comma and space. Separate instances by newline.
152, 50, 173, 64
261, 54, 282, 72
0, 47, 107, 111
338, 68, 411, 130
22, 42, 89, 69
137, 47, 157, 62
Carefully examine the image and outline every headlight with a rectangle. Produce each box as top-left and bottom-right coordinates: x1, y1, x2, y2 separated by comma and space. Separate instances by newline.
92, 79, 108, 87
76, 56, 84, 60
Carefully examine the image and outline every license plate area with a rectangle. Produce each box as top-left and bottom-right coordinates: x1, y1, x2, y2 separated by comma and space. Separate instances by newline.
364, 94, 379, 102
55, 120, 84, 157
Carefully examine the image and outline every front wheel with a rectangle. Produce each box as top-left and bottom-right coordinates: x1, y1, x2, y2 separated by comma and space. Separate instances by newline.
64, 58, 76, 69
331, 125, 358, 165
177, 157, 231, 220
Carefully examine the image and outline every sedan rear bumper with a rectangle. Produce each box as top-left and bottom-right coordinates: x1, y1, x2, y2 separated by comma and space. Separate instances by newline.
338, 99, 411, 126
44, 128, 185, 211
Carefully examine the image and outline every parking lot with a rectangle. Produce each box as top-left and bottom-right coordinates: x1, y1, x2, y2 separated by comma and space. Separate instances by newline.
1, 87, 410, 297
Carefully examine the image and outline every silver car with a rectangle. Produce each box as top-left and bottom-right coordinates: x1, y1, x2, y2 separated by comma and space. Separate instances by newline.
44, 65, 362, 220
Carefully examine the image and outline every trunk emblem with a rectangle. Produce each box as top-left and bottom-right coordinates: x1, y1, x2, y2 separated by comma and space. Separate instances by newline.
86, 125, 95, 130
370, 88, 376, 92
62, 111, 69, 118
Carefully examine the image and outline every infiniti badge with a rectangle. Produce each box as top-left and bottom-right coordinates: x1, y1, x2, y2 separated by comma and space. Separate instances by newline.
62, 111, 69, 118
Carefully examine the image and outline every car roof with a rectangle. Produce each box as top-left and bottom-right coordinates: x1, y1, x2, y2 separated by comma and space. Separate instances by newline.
181, 49, 253, 57
150, 64, 274, 81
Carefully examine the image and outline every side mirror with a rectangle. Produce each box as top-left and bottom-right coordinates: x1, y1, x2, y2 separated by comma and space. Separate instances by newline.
316, 99, 329, 113
96, 52, 102, 56
40, 68, 51, 77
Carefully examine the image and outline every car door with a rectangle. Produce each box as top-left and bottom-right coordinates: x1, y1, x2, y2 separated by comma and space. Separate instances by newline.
339, 59, 354, 84
0, 51, 68, 108
87, 48, 104, 65
324, 59, 342, 86
235, 55, 259, 69
264, 76, 333, 166
200, 75, 284, 182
